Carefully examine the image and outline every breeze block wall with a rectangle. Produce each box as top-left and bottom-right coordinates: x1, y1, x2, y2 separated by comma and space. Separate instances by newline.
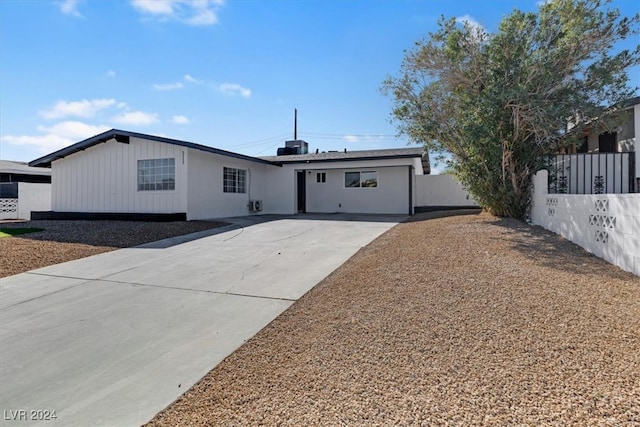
531, 170, 640, 276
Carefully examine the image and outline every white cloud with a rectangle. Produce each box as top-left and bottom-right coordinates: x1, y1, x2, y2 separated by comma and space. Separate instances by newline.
1, 121, 110, 153
111, 111, 159, 125
217, 83, 251, 98
38, 121, 110, 140
130, 0, 223, 26
187, 5, 217, 25
456, 14, 486, 33
153, 82, 184, 91
58, 0, 82, 17
106, 70, 116, 78
343, 135, 359, 143
130, 0, 174, 15
40, 99, 117, 120
172, 115, 190, 124
184, 74, 204, 85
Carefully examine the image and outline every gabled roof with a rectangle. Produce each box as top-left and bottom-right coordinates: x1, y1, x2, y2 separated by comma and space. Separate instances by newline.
259, 147, 424, 164
29, 129, 278, 168
1, 159, 51, 176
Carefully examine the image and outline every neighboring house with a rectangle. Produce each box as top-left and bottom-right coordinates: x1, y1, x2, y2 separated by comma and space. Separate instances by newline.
29, 129, 429, 220
548, 97, 639, 194
570, 96, 639, 155
0, 160, 52, 220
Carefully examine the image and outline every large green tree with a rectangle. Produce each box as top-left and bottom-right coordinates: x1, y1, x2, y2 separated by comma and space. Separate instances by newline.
383, 0, 639, 218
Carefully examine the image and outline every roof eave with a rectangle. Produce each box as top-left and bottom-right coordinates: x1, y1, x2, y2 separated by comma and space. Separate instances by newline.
269, 153, 422, 165
29, 129, 280, 168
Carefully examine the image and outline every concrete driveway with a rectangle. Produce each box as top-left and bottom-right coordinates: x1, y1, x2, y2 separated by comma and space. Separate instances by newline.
0, 214, 403, 426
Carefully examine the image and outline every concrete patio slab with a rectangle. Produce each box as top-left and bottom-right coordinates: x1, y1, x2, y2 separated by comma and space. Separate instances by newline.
0, 214, 402, 426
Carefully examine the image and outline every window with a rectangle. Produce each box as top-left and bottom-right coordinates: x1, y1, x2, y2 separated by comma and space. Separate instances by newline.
345, 171, 377, 188
223, 167, 247, 193
316, 172, 326, 183
598, 132, 617, 153
137, 158, 175, 191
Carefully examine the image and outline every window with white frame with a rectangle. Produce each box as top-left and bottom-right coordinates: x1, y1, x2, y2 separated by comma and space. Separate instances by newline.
223, 167, 247, 193
345, 171, 377, 188
316, 172, 326, 183
137, 158, 175, 191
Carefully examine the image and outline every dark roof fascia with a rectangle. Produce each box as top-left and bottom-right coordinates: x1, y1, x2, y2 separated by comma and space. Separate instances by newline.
29, 129, 280, 168
267, 153, 423, 165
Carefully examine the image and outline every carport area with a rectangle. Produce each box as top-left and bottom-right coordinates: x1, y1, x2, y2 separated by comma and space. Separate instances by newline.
0, 214, 403, 426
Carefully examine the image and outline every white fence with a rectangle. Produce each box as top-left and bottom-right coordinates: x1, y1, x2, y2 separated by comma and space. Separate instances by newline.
0, 183, 51, 221
531, 170, 639, 276
415, 174, 478, 209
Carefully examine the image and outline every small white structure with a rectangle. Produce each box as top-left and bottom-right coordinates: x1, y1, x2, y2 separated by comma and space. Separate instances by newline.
29, 130, 433, 220
0, 160, 51, 220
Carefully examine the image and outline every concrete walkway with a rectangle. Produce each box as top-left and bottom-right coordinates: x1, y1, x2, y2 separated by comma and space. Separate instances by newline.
0, 214, 403, 426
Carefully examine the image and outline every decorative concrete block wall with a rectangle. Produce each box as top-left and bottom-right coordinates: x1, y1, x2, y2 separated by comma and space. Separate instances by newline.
531, 170, 639, 276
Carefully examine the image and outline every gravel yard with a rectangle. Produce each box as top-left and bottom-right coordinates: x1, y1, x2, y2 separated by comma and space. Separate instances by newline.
0, 220, 226, 278
1, 212, 638, 425
144, 212, 640, 426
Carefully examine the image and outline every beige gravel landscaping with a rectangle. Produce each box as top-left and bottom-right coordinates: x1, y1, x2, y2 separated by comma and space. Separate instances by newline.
145, 211, 639, 426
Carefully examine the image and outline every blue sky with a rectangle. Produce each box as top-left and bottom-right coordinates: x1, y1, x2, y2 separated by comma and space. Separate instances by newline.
1, 0, 638, 172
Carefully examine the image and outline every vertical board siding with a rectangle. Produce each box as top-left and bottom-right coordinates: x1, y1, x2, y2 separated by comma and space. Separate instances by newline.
52, 137, 186, 213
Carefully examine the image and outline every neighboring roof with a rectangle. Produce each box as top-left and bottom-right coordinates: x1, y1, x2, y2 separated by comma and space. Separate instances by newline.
619, 95, 640, 110
1, 159, 51, 176
259, 147, 425, 164
29, 129, 278, 168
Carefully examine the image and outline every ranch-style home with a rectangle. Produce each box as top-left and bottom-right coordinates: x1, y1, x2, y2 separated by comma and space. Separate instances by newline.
29, 129, 430, 220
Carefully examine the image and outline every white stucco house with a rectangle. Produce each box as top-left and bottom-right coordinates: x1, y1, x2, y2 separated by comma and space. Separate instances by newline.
29, 129, 429, 220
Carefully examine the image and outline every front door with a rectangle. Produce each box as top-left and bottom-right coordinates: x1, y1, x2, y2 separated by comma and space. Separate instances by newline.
297, 171, 306, 213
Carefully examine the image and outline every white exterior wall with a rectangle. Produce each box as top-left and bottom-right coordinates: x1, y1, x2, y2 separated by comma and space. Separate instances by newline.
264, 166, 296, 215
186, 149, 271, 220
52, 137, 187, 214
262, 158, 418, 216
305, 166, 411, 214
17, 182, 51, 220
531, 170, 640, 276
415, 174, 477, 207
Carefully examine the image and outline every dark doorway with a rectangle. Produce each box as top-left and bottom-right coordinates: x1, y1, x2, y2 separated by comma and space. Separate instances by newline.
297, 171, 306, 213
598, 132, 617, 153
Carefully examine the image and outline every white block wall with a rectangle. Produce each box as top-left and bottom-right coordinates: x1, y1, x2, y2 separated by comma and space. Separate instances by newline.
531, 170, 640, 276
18, 183, 51, 220
415, 174, 478, 207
